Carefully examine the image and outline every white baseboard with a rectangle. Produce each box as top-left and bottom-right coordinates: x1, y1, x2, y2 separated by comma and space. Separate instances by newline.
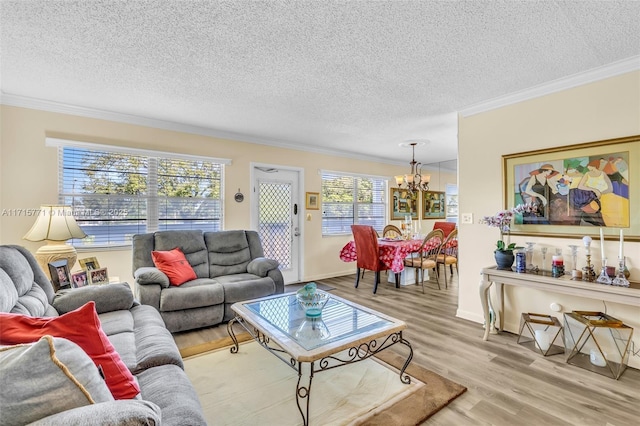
456, 308, 484, 325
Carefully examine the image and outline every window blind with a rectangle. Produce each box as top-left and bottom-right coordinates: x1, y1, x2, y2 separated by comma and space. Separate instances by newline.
58, 145, 224, 247
321, 171, 386, 235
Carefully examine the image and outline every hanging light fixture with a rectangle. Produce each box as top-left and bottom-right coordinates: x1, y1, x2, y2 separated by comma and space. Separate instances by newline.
394, 142, 430, 194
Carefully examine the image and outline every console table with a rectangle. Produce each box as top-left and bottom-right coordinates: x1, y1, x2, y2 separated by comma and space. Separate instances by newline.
479, 266, 640, 341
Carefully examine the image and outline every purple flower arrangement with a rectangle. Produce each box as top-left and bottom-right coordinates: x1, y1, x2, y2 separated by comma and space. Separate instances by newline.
481, 203, 538, 252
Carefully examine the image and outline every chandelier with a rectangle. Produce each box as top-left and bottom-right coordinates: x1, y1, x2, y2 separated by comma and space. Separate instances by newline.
394, 142, 430, 194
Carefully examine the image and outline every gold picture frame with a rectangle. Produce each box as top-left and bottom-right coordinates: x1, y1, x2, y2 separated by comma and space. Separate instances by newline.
79, 256, 101, 271
503, 134, 639, 241
422, 190, 446, 219
305, 192, 320, 210
390, 188, 418, 220
88, 267, 109, 285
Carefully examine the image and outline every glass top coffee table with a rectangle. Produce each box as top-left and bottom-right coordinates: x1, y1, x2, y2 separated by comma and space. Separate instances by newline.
227, 291, 413, 426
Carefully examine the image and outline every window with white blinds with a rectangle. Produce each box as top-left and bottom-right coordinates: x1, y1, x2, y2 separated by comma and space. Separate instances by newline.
57, 144, 224, 248
321, 171, 387, 235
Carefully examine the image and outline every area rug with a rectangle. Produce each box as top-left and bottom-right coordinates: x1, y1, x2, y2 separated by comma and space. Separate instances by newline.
182, 336, 466, 425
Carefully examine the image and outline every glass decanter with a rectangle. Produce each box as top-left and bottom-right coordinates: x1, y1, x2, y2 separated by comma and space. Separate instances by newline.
540, 247, 548, 271
525, 242, 536, 271
568, 245, 579, 271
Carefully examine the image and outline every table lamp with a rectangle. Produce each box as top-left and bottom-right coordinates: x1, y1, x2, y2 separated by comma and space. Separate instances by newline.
23, 205, 87, 278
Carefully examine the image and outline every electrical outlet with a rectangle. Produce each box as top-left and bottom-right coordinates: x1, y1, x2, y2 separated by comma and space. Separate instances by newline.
461, 213, 473, 224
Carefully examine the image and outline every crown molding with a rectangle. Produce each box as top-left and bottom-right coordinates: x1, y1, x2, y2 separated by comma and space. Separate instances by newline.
0, 92, 402, 166
14, 53, 629, 168
459, 55, 640, 117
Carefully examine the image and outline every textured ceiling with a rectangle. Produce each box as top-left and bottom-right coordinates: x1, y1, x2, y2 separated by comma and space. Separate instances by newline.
1, 1, 640, 169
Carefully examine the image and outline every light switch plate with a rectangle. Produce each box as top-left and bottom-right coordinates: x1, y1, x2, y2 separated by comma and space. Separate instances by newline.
461, 213, 473, 224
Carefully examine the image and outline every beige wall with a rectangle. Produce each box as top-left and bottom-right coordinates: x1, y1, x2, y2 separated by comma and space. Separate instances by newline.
0, 105, 456, 285
458, 71, 640, 368
2, 72, 637, 367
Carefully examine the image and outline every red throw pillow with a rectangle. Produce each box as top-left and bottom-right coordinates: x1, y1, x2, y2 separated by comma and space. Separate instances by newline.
152, 247, 197, 286
0, 301, 139, 400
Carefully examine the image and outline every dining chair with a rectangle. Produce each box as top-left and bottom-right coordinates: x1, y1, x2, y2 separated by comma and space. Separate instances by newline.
436, 228, 458, 289
350, 224, 394, 294
433, 221, 456, 238
380, 224, 402, 277
403, 229, 444, 292
382, 224, 402, 238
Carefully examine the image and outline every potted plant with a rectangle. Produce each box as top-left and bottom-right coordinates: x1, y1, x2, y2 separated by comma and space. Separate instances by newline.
481, 204, 536, 269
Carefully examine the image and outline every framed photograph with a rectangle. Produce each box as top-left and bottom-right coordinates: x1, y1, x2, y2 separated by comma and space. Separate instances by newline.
503, 134, 639, 241
71, 270, 88, 289
305, 192, 320, 210
79, 257, 100, 271
88, 267, 109, 286
422, 190, 446, 219
48, 260, 71, 291
390, 188, 419, 220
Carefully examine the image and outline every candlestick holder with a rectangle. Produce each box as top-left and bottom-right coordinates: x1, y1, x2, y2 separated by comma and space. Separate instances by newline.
582, 254, 596, 282
568, 244, 580, 280
612, 257, 630, 287
581, 236, 596, 282
596, 258, 612, 284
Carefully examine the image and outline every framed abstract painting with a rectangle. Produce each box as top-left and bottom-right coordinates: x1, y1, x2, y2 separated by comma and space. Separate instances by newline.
503, 134, 639, 241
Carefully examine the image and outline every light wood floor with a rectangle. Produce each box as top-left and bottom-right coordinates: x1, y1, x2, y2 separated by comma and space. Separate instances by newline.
172, 271, 640, 426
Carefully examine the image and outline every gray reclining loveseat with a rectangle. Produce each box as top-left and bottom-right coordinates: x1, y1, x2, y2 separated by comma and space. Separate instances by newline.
132, 229, 284, 333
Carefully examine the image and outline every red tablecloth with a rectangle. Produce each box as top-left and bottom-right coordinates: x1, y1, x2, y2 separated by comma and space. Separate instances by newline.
339, 238, 440, 273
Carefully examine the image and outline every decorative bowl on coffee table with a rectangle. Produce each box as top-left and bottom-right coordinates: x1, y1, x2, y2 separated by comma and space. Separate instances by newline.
296, 289, 330, 317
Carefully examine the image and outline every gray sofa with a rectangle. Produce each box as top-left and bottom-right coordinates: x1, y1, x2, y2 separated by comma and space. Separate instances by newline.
132, 230, 284, 333
0, 245, 206, 425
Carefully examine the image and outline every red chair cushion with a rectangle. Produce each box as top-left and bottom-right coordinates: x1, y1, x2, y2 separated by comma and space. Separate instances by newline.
433, 221, 456, 237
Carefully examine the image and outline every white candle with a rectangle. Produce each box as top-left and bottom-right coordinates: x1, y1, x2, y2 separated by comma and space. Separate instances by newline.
582, 236, 592, 255
619, 229, 624, 259
599, 228, 605, 260
590, 349, 607, 367
535, 330, 550, 351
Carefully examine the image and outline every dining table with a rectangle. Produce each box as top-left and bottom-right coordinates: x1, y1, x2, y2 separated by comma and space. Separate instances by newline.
339, 237, 439, 273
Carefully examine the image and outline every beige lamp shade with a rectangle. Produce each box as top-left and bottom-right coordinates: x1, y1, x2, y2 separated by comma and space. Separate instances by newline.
23, 205, 86, 242
23, 205, 87, 286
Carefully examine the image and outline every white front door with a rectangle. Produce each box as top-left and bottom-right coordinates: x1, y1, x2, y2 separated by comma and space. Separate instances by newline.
251, 165, 302, 284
